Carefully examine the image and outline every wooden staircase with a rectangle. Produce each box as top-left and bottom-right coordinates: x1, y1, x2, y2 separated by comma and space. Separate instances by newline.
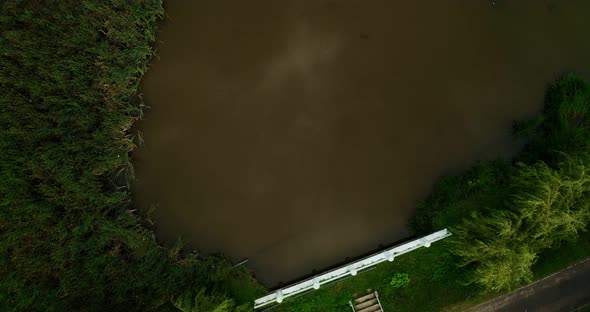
349, 291, 384, 312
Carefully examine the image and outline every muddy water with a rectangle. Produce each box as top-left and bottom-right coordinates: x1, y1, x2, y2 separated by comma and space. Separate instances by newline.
135, 0, 590, 286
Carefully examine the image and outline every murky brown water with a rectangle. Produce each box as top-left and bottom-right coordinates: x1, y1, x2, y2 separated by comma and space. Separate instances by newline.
135, 0, 590, 286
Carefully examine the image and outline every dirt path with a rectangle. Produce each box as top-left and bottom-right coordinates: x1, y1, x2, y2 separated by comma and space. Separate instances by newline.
470, 257, 590, 312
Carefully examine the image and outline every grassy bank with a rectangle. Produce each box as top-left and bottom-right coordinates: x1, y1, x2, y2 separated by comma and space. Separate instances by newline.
274, 242, 474, 312
0, 2, 262, 311
274, 232, 590, 312
271, 75, 590, 311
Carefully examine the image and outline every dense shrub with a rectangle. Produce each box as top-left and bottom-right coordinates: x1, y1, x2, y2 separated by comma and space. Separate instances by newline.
451, 154, 590, 291
412, 74, 590, 292
410, 161, 512, 235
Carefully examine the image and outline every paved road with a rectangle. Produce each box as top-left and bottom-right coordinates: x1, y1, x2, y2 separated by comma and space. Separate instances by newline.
470, 258, 590, 312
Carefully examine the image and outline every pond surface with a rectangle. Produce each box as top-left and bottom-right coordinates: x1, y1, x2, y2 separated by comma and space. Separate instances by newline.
135, 0, 590, 286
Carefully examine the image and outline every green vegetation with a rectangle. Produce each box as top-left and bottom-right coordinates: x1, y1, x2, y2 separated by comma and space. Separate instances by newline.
273, 75, 590, 311
2, 1, 590, 311
274, 234, 590, 312
443, 74, 590, 293
451, 154, 590, 291
389, 273, 410, 288
274, 243, 474, 312
0, 2, 262, 311
173, 288, 251, 312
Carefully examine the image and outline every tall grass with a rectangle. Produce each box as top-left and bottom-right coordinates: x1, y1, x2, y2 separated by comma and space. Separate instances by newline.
0, 1, 263, 311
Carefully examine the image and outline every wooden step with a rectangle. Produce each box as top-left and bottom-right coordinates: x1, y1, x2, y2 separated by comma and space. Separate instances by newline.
357, 303, 382, 312
353, 292, 376, 304
354, 298, 378, 310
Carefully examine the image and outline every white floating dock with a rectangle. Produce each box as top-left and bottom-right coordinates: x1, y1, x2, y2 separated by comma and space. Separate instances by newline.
254, 228, 452, 309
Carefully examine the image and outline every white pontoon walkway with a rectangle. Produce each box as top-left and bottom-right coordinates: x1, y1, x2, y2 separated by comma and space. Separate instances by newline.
254, 228, 452, 309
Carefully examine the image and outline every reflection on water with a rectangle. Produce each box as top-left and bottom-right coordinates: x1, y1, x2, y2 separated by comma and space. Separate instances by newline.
135, 0, 590, 286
